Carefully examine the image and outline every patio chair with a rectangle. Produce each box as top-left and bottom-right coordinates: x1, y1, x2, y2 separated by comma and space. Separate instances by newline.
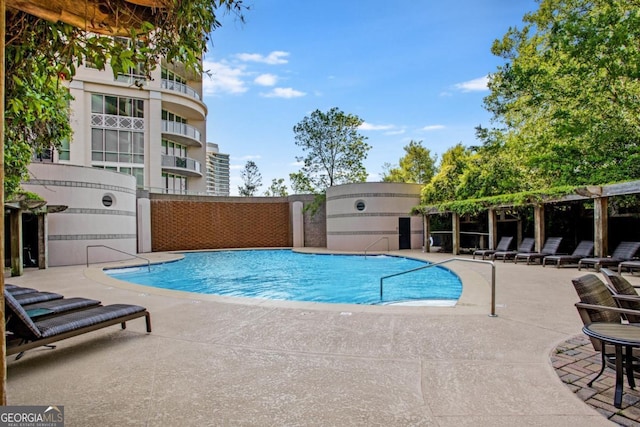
5, 285, 40, 296
20, 297, 102, 320
12, 291, 63, 305
578, 241, 640, 271
600, 268, 640, 323
514, 237, 563, 265
472, 236, 513, 260
571, 274, 640, 385
4, 290, 151, 358
491, 237, 534, 262
542, 240, 594, 268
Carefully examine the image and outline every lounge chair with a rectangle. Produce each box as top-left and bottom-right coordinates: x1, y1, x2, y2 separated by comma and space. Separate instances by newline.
618, 260, 640, 274
514, 237, 563, 265
4, 290, 151, 358
6, 284, 40, 295
571, 274, 640, 385
21, 298, 102, 319
578, 241, 640, 271
542, 240, 594, 268
12, 291, 63, 305
491, 237, 535, 262
472, 236, 513, 260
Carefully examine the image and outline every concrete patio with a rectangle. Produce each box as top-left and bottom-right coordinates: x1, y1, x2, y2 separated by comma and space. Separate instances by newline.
4, 249, 632, 426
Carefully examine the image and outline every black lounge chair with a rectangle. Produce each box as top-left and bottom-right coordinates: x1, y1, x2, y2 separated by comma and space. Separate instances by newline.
5, 290, 151, 358
6, 284, 40, 295
21, 297, 102, 319
472, 236, 513, 260
492, 237, 534, 262
578, 241, 640, 271
543, 240, 594, 268
12, 291, 63, 305
618, 260, 640, 275
514, 237, 563, 265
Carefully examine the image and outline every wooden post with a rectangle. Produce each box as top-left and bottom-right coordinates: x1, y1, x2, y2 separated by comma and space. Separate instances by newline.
488, 209, 498, 249
423, 214, 431, 252
38, 213, 47, 268
452, 212, 460, 255
1, 0, 7, 405
534, 204, 545, 253
10, 210, 23, 277
594, 197, 608, 257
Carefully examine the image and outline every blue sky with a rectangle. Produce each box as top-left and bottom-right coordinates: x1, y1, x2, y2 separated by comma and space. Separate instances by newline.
203, 0, 539, 195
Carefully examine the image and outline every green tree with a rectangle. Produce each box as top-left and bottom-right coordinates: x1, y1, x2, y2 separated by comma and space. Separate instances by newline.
292, 107, 371, 193
484, 0, 640, 188
421, 144, 472, 204
4, 1, 245, 199
381, 140, 436, 184
238, 160, 262, 196
264, 178, 289, 197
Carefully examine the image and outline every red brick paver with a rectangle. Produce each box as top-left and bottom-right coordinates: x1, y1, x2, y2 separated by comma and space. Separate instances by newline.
553, 335, 640, 426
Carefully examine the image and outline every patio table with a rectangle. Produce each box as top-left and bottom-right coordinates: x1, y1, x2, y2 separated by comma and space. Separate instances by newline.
582, 322, 640, 408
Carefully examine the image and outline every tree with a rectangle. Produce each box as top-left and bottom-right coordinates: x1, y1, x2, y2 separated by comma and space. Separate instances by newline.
238, 161, 262, 196
381, 140, 436, 184
421, 144, 472, 204
4, 1, 245, 199
264, 178, 289, 197
292, 107, 371, 193
483, 0, 640, 188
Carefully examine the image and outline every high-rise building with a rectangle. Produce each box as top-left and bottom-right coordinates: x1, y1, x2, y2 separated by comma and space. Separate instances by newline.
50, 48, 208, 195
206, 142, 231, 196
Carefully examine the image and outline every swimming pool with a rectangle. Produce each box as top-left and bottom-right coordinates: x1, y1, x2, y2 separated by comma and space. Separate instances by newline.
106, 250, 462, 305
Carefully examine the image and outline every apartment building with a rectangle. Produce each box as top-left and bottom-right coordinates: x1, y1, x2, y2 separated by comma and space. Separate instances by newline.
23, 48, 209, 266
206, 142, 230, 196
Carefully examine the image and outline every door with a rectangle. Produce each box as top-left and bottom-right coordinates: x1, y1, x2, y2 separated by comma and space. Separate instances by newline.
399, 217, 411, 249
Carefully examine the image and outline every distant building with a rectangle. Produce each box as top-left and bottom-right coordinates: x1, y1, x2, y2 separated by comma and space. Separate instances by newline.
206, 142, 230, 196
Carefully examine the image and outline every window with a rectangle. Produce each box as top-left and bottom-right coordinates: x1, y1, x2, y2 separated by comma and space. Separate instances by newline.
355, 200, 366, 211
162, 139, 187, 157
162, 172, 187, 194
92, 94, 143, 118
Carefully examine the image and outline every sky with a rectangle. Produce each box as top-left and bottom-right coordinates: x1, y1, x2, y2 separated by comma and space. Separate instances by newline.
203, 0, 540, 195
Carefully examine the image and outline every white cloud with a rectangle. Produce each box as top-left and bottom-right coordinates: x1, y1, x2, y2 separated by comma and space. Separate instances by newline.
261, 87, 306, 98
385, 129, 406, 136
236, 51, 290, 65
421, 125, 445, 131
202, 60, 248, 95
359, 122, 394, 131
254, 73, 278, 86
454, 75, 489, 92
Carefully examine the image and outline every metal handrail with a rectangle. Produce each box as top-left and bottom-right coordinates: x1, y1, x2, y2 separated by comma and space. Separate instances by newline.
379, 257, 497, 317
364, 237, 390, 258
86, 245, 151, 272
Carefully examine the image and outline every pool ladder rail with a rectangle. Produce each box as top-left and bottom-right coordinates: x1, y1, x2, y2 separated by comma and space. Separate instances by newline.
364, 237, 390, 258
379, 257, 497, 317
86, 245, 151, 272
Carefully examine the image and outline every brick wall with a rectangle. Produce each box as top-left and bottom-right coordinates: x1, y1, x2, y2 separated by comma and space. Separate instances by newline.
150, 195, 293, 251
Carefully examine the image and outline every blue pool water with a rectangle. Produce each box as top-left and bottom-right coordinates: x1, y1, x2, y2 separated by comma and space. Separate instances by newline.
106, 250, 462, 305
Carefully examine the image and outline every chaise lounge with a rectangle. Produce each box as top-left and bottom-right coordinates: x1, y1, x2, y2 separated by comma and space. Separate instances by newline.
578, 241, 640, 272
514, 237, 563, 265
472, 236, 513, 260
5, 290, 151, 358
542, 240, 594, 268
492, 237, 534, 262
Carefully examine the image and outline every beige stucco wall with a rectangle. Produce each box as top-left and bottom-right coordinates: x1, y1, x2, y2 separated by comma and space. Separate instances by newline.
24, 163, 137, 266
326, 182, 423, 251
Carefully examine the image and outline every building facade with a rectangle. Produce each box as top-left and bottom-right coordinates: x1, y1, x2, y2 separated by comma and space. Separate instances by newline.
53, 56, 208, 195
206, 142, 230, 196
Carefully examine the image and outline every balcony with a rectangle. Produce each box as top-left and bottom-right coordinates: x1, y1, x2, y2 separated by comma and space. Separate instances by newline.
161, 120, 202, 147
161, 79, 201, 101
161, 154, 203, 177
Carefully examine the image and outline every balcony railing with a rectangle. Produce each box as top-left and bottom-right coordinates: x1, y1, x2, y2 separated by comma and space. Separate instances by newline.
161, 154, 202, 176
161, 120, 202, 145
161, 79, 201, 101
92, 113, 145, 131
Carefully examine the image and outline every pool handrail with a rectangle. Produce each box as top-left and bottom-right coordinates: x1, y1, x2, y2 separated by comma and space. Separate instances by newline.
379, 257, 497, 317
86, 245, 151, 272
364, 237, 390, 258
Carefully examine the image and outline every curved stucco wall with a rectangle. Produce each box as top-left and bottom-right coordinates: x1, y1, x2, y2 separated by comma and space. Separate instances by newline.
326, 182, 423, 251
25, 163, 137, 266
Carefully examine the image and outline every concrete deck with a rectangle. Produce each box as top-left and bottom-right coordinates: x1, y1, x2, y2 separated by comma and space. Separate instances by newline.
5, 249, 635, 426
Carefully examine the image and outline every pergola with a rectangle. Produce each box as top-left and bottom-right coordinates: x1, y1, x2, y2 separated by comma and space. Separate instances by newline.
419, 181, 640, 257
1, 0, 169, 405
